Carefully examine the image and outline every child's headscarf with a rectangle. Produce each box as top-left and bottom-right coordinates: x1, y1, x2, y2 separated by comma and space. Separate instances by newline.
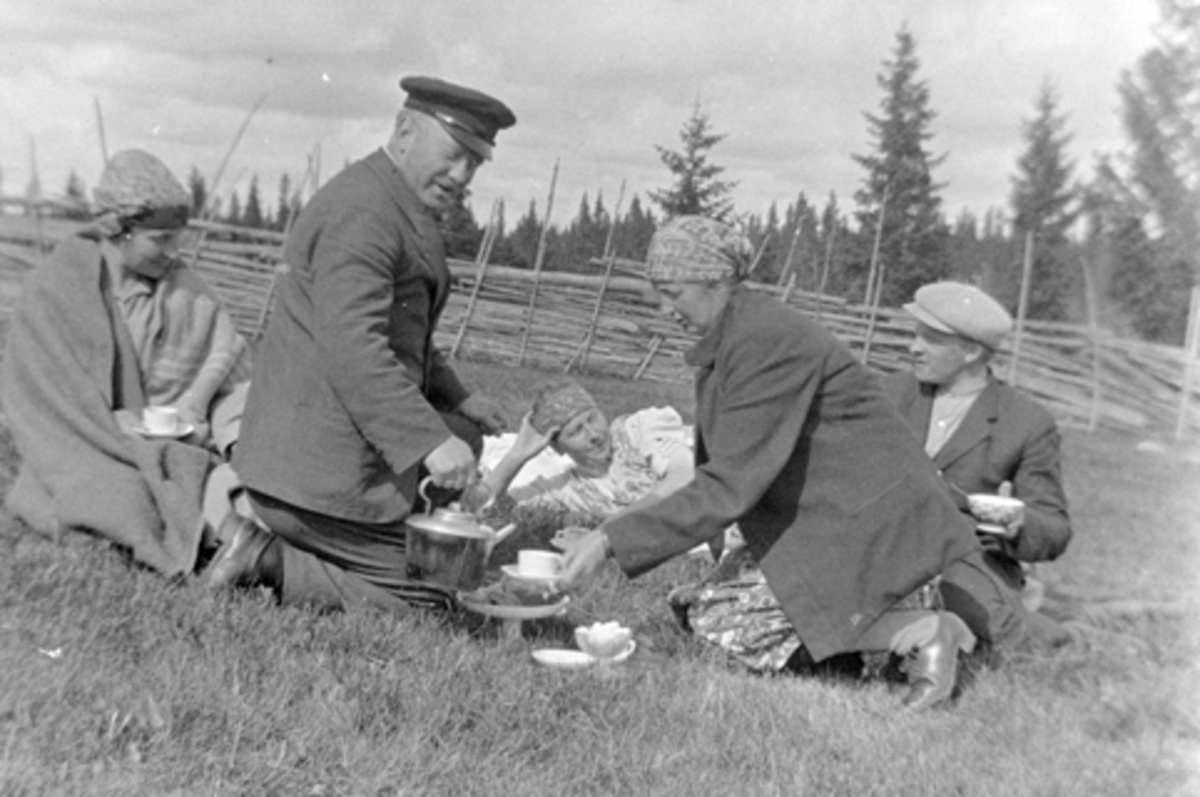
529, 380, 600, 435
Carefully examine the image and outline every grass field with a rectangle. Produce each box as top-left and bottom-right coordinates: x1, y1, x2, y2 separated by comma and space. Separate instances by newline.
1, 359, 1198, 796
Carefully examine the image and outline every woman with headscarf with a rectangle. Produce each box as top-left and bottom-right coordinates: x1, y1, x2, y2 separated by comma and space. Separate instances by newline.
560, 216, 1020, 711
1, 149, 251, 576
479, 379, 694, 518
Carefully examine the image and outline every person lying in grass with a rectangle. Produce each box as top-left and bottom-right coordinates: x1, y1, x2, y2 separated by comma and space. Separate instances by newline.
478, 379, 695, 518
1, 149, 251, 577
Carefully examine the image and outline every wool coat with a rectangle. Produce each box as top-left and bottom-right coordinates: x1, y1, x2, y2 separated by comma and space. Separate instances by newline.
880, 371, 1072, 587
1, 235, 215, 574
603, 288, 980, 662
234, 149, 470, 524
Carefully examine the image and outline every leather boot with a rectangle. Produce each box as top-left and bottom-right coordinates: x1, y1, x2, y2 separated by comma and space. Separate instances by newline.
902, 612, 975, 711
206, 512, 278, 592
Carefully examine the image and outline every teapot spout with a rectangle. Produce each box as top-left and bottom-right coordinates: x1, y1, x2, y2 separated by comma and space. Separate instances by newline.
491, 522, 518, 546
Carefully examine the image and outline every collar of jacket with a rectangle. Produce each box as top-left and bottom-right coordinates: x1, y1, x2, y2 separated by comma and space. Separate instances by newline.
366, 147, 434, 244
929, 372, 1004, 468
683, 284, 745, 369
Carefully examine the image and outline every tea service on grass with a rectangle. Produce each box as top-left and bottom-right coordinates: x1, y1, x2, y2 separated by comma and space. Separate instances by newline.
530, 621, 636, 670
501, 549, 564, 588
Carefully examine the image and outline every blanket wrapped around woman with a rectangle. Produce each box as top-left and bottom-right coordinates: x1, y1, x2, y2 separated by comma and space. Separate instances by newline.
2, 234, 217, 576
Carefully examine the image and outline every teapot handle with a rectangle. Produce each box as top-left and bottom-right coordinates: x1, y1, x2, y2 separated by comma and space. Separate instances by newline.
417, 475, 434, 507
417, 475, 492, 512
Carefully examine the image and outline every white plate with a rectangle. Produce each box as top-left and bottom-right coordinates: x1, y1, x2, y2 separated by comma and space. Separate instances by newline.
456, 591, 570, 621
531, 649, 596, 669
531, 640, 636, 669
132, 421, 196, 440
501, 564, 563, 588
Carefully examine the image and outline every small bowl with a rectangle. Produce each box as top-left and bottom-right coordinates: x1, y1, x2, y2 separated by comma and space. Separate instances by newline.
574, 622, 633, 660
966, 494, 1025, 526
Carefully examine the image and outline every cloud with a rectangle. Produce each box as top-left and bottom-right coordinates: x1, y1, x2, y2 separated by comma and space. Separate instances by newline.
0, 0, 1159, 224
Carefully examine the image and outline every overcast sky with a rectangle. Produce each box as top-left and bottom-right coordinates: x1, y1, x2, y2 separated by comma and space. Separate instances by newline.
0, 0, 1161, 229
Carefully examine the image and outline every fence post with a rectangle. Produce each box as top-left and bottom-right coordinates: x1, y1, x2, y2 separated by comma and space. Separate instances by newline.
569, 181, 625, 373
1008, 231, 1035, 388
452, 200, 501, 359
1175, 285, 1200, 442
518, 159, 559, 367
1080, 255, 1101, 433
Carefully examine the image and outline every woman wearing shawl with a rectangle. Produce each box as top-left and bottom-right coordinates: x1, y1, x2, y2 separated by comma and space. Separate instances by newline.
1, 149, 251, 575
560, 216, 1021, 711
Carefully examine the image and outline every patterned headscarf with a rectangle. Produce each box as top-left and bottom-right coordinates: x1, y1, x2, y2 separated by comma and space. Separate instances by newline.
92, 149, 191, 236
529, 380, 600, 435
645, 216, 754, 283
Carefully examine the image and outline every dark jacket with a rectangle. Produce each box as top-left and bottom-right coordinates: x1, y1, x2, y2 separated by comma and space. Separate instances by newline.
602, 288, 980, 662
880, 370, 1072, 576
234, 149, 470, 523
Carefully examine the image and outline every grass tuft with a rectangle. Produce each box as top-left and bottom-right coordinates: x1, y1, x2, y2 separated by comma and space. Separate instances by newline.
1, 360, 1198, 795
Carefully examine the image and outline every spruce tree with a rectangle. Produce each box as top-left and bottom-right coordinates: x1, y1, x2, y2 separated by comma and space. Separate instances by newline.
1092, 0, 1198, 343
276, 173, 293, 232
649, 100, 737, 221
1009, 81, 1078, 320
242, 176, 265, 229
187, 167, 208, 218
853, 27, 949, 307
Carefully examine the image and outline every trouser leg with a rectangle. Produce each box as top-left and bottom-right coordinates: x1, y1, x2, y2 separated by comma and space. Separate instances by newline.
941, 550, 1046, 651
247, 490, 450, 614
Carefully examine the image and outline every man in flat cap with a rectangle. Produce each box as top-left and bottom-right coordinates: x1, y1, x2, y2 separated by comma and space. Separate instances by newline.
881, 281, 1073, 646
212, 76, 517, 611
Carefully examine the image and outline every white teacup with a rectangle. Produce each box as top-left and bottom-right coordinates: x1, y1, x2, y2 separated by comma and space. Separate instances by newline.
967, 494, 1025, 526
517, 549, 562, 578
143, 406, 182, 435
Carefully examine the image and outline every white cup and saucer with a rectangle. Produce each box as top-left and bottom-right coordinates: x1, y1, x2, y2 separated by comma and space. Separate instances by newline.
501, 549, 564, 588
135, 406, 195, 439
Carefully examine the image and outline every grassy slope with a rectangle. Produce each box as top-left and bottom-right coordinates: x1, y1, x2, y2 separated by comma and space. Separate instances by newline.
0, 360, 1197, 796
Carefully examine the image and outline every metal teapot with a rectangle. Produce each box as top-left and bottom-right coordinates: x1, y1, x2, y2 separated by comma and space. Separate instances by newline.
404, 478, 516, 592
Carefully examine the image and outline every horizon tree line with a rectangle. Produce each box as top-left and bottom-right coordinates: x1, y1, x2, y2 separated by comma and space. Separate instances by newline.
10, 2, 1195, 345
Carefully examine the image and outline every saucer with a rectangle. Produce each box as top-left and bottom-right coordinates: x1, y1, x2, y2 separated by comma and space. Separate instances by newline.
501, 564, 563, 588
976, 522, 1016, 539
456, 591, 570, 621
132, 421, 195, 440
531, 640, 636, 669
531, 649, 596, 669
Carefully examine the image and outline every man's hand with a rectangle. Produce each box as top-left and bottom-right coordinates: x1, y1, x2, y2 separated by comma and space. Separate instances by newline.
457, 395, 508, 435
423, 436, 477, 490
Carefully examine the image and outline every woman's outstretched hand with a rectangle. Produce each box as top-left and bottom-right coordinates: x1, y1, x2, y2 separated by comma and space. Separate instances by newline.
510, 411, 557, 460
559, 528, 612, 590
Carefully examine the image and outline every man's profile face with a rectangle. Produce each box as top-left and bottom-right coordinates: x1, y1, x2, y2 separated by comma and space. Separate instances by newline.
908, 322, 978, 386
394, 113, 482, 214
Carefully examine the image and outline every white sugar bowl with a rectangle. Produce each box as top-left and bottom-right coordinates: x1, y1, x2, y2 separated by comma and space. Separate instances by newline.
574, 621, 633, 660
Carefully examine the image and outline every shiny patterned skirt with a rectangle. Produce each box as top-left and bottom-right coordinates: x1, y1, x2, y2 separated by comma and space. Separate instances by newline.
668, 544, 939, 672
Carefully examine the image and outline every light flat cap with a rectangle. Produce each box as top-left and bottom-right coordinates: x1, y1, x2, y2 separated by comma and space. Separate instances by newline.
903, 281, 1013, 350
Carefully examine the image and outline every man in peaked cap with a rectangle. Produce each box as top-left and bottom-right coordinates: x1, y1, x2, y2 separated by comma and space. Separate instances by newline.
881, 281, 1073, 648
213, 76, 517, 612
